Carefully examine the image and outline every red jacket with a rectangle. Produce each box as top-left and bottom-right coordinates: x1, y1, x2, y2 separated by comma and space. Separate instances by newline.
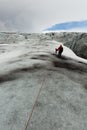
55, 45, 63, 52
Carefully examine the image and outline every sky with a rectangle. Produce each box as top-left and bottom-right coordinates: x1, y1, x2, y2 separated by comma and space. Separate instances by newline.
45, 20, 87, 32
0, 0, 87, 33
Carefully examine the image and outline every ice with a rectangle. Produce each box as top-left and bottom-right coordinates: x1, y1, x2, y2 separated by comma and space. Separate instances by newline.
0, 33, 87, 130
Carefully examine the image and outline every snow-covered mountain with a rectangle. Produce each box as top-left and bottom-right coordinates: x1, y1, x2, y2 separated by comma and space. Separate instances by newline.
0, 32, 87, 130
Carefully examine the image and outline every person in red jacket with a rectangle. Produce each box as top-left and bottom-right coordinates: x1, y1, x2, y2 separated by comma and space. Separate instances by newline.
55, 44, 63, 57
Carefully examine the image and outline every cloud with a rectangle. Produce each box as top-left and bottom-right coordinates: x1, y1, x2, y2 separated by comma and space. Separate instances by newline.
0, 0, 87, 32
45, 20, 87, 32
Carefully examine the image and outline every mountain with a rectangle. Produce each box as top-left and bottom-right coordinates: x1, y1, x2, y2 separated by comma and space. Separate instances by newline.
45, 20, 87, 32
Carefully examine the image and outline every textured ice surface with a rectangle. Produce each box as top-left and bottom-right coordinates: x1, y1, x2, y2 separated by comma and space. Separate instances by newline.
0, 33, 87, 130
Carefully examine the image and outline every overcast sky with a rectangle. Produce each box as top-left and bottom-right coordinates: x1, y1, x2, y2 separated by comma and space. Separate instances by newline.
0, 0, 87, 32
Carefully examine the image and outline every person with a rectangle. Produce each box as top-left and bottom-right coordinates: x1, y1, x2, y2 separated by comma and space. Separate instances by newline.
55, 44, 63, 57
